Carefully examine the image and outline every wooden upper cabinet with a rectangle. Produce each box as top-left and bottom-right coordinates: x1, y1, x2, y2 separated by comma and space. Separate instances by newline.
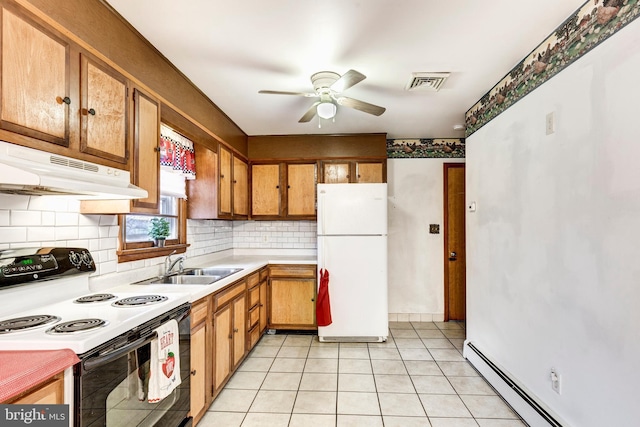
287, 163, 316, 216
323, 162, 350, 183
356, 161, 384, 183
131, 89, 160, 213
233, 156, 248, 216
80, 54, 128, 164
1, 6, 70, 146
252, 164, 281, 216
218, 145, 232, 215
187, 145, 218, 219
321, 160, 386, 183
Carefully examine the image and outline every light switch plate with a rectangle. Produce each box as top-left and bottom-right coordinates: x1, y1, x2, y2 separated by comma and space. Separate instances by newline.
546, 112, 555, 135
429, 224, 440, 234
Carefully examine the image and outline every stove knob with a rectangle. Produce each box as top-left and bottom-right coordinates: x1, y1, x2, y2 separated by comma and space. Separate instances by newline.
69, 251, 82, 268
81, 252, 94, 267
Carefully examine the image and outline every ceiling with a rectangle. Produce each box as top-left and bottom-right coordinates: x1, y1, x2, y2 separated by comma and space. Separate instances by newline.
105, 0, 584, 139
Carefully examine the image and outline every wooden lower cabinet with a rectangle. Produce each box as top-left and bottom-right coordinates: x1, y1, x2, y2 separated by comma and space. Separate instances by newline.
189, 297, 210, 425
268, 264, 317, 330
6, 373, 64, 404
212, 279, 247, 397
247, 268, 269, 351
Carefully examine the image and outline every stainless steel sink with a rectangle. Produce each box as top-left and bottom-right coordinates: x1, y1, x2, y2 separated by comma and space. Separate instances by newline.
149, 275, 222, 285
132, 267, 243, 286
181, 267, 243, 277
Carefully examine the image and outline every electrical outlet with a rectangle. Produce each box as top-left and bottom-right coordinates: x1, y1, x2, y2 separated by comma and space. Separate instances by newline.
262, 235, 269, 242
550, 368, 561, 394
546, 112, 555, 135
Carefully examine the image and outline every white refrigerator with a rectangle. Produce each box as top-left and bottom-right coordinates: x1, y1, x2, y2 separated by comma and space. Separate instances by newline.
317, 183, 388, 342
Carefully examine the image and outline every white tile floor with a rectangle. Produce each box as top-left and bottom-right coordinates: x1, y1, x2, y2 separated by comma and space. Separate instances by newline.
198, 321, 526, 427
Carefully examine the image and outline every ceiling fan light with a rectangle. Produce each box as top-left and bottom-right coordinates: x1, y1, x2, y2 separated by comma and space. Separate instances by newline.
317, 101, 337, 119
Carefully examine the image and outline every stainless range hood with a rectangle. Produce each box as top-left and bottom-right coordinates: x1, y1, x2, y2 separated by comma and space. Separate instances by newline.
0, 141, 147, 199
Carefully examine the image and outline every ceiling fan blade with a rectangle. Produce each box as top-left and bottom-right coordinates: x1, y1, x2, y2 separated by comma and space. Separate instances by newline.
299, 101, 321, 123
259, 90, 318, 97
331, 69, 366, 93
337, 96, 386, 116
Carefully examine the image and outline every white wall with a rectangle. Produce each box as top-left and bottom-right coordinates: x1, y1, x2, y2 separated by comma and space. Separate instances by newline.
387, 158, 463, 322
466, 18, 640, 427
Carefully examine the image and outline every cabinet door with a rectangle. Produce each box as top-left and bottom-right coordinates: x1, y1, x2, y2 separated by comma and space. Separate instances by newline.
233, 156, 248, 216
190, 322, 206, 421
131, 89, 160, 212
80, 54, 128, 164
287, 163, 316, 216
259, 280, 267, 333
1, 7, 69, 146
323, 162, 350, 183
187, 146, 218, 219
356, 162, 384, 183
218, 145, 232, 215
252, 164, 281, 216
213, 304, 232, 391
10, 374, 63, 404
269, 278, 316, 327
232, 294, 246, 369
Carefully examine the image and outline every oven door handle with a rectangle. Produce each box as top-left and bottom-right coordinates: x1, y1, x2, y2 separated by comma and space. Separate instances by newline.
83, 332, 157, 372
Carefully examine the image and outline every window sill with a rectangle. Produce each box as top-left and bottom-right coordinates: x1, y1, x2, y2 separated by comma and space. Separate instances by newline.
117, 243, 188, 263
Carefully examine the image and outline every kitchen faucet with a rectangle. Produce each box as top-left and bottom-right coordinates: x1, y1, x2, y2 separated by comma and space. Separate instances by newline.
164, 250, 186, 276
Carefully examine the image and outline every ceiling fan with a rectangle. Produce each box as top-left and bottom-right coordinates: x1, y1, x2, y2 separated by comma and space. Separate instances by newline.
259, 69, 386, 123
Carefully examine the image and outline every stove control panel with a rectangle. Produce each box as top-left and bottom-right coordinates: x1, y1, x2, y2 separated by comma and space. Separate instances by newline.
0, 247, 96, 287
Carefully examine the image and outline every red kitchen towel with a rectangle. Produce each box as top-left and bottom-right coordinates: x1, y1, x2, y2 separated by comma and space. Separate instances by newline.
316, 268, 332, 326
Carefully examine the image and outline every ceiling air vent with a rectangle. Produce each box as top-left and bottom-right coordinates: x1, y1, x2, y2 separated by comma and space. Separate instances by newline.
405, 72, 450, 91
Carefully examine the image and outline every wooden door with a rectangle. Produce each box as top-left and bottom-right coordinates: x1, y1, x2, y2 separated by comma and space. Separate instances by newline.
218, 145, 232, 215
232, 294, 246, 369
213, 304, 231, 391
233, 156, 248, 216
252, 164, 280, 216
269, 278, 316, 327
80, 54, 128, 164
356, 162, 384, 183
287, 163, 316, 216
131, 89, 160, 212
323, 162, 350, 183
187, 146, 218, 219
190, 322, 206, 420
1, 7, 69, 146
444, 163, 466, 321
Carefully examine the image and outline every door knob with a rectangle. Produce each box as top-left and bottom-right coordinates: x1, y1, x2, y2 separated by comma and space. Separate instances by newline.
449, 251, 457, 261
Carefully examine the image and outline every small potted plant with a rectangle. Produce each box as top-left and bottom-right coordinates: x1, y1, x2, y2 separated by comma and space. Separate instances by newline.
148, 217, 170, 247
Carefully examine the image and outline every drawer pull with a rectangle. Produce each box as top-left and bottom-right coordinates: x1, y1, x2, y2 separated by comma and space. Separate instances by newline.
190, 370, 197, 376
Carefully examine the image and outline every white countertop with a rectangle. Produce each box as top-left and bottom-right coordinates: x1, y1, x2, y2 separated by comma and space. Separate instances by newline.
105, 253, 317, 303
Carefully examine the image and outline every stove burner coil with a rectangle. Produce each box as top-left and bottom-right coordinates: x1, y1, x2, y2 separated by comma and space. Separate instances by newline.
0, 315, 61, 334
46, 318, 108, 334
112, 295, 168, 307
74, 293, 117, 303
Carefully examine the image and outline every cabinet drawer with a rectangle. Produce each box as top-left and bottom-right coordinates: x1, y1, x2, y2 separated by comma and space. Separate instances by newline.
248, 325, 260, 349
213, 281, 246, 311
191, 298, 209, 326
269, 265, 316, 278
248, 285, 260, 308
259, 268, 269, 282
247, 272, 259, 288
248, 305, 259, 329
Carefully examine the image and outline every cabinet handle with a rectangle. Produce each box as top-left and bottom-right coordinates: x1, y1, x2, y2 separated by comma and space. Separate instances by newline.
233, 328, 239, 333
275, 185, 279, 189
154, 147, 161, 152
228, 334, 232, 339
287, 185, 291, 189
88, 108, 96, 116
220, 174, 225, 178
56, 96, 71, 105
311, 298, 315, 302
233, 180, 237, 183
358, 175, 361, 178
190, 370, 197, 376
346, 175, 350, 179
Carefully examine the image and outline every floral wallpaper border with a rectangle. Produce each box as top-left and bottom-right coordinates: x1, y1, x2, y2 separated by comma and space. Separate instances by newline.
387, 138, 465, 158
465, 0, 640, 137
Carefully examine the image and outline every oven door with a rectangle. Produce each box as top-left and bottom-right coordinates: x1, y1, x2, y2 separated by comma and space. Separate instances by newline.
75, 304, 191, 427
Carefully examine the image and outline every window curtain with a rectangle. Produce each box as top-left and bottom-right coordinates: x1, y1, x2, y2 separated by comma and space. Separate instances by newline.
159, 124, 196, 180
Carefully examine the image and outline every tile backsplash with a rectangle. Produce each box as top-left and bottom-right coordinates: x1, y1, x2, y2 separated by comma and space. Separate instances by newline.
0, 194, 317, 277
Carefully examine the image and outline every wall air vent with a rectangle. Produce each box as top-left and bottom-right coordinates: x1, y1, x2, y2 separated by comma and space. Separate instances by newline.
405, 72, 450, 91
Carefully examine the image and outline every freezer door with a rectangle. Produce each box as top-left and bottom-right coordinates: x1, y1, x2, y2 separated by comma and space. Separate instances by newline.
317, 183, 387, 236
317, 235, 388, 340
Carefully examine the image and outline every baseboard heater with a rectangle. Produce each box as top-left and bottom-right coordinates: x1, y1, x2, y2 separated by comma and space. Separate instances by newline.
465, 342, 566, 427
